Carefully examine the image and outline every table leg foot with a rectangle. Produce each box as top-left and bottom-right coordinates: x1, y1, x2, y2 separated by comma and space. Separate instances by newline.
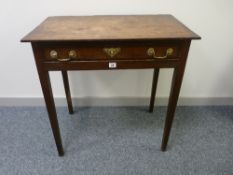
161, 144, 167, 152
58, 149, 65, 156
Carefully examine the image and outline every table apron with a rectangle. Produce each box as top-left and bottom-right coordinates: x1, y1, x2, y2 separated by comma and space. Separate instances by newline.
41, 59, 180, 71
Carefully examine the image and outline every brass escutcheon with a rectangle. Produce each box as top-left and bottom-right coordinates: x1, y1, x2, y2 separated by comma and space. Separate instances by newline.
103, 48, 121, 58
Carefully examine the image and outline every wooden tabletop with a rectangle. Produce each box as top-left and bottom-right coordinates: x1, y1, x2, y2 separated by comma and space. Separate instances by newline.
21, 15, 200, 42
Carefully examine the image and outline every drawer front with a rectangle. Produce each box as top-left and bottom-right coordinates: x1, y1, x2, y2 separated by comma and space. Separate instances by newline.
42, 44, 181, 61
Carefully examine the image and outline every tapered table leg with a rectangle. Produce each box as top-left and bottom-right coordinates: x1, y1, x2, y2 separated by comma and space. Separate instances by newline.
161, 67, 185, 151
61, 71, 74, 114
38, 71, 64, 156
149, 68, 160, 112
161, 40, 191, 151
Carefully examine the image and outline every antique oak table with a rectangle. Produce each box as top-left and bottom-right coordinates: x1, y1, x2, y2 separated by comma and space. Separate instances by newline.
21, 15, 200, 156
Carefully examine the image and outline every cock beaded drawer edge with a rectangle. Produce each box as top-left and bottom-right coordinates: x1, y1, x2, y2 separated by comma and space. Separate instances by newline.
21, 15, 201, 156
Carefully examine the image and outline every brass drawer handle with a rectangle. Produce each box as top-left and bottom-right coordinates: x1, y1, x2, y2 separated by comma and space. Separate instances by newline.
56, 58, 71, 62
103, 48, 121, 58
50, 50, 77, 62
147, 48, 173, 59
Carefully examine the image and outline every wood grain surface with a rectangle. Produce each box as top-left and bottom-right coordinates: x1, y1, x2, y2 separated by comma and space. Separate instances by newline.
21, 15, 200, 42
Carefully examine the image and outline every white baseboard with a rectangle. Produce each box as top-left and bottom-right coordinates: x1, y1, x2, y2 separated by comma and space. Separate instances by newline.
0, 97, 233, 106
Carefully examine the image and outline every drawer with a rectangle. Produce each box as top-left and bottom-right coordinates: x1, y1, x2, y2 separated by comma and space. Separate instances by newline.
42, 44, 181, 61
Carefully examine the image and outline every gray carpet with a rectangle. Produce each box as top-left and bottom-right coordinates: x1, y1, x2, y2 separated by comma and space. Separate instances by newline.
0, 106, 232, 175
